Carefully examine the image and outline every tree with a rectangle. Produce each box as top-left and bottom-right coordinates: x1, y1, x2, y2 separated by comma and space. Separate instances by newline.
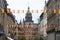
18, 36, 26, 40
39, 37, 43, 40
35, 36, 43, 40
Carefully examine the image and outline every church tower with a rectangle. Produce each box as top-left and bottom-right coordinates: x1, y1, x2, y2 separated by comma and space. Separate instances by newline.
25, 6, 33, 22
24, 6, 33, 40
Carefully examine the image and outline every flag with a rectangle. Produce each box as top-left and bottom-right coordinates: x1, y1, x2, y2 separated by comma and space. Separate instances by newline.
54, 9, 56, 14
31, 10, 34, 13
44, 9, 47, 15
44, 10, 46, 14
7, 8, 11, 14
40, 10, 43, 13
22, 10, 24, 13
35, 10, 38, 13
1, 8, 4, 14
36, 10, 38, 13
17, 10, 20, 13
12, 10, 15, 13
45, 24, 48, 28
59, 9, 60, 14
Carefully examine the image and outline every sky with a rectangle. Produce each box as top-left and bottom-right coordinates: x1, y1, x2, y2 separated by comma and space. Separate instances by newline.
6, 0, 48, 23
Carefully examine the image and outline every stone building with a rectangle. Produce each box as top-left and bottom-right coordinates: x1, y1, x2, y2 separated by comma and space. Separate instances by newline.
18, 6, 38, 40
0, 0, 16, 39
38, 12, 47, 40
0, 0, 8, 40
6, 12, 16, 38
24, 6, 33, 40
0, 0, 8, 32
45, 0, 60, 40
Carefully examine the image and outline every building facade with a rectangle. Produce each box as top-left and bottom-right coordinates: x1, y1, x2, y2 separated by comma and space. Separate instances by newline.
17, 7, 38, 40
0, 0, 8, 40
38, 12, 47, 40
46, 0, 60, 40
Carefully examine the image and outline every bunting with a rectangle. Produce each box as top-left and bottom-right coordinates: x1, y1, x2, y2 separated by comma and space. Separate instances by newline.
44, 9, 46, 15
1, 8, 4, 14
59, 9, 60, 14
54, 9, 56, 14
1, 8, 60, 14
12, 10, 15, 13
7, 8, 11, 14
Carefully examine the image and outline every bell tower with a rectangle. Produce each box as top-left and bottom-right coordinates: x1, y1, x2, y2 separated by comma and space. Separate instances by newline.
24, 6, 33, 40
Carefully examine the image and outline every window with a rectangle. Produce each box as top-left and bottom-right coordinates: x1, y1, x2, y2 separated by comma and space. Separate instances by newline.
56, 34, 60, 40
55, 0, 57, 2
0, 0, 1, 4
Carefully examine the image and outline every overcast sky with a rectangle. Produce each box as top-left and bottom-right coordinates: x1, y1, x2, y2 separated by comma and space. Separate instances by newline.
6, 0, 48, 23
